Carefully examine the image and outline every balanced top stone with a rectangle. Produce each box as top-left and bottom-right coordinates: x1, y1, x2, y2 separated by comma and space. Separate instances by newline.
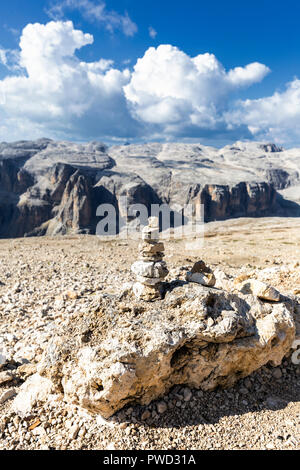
148, 216, 159, 228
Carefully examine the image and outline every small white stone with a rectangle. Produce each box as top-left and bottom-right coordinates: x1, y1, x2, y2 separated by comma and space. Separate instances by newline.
13, 374, 55, 416
0, 350, 7, 367
106, 442, 116, 450
142, 226, 159, 241
148, 216, 159, 228
266, 442, 275, 450
69, 424, 80, 440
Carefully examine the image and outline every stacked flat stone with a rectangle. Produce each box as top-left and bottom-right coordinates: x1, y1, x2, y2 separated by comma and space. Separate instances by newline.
131, 217, 168, 301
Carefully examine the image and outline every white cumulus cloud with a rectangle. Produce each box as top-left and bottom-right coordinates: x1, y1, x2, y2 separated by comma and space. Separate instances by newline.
227, 62, 271, 87
2, 20, 299, 145
0, 21, 140, 141
227, 79, 300, 144
124, 45, 270, 134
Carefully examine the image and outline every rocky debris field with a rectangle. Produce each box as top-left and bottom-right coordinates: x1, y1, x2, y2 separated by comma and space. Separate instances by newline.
0, 217, 299, 450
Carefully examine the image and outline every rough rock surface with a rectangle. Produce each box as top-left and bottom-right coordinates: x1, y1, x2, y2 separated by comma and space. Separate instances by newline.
236, 279, 281, 301
22, 282, 296, 419
13, 374, 56, 417
186, 260, 216, 287
0, 220, 299, 450
0, 139, 300, 237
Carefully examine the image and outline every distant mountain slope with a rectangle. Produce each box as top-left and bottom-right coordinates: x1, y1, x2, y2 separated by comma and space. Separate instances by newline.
0, 139, 299, 237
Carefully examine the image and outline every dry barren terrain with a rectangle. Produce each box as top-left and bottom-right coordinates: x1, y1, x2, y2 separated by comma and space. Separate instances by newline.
0, 216, 299, 450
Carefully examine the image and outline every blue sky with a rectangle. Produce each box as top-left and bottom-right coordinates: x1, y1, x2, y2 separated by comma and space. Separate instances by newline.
0, 0, 300, 146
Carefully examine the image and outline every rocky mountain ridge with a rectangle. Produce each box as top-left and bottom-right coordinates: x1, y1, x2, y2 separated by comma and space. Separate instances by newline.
0, 139, 299, 237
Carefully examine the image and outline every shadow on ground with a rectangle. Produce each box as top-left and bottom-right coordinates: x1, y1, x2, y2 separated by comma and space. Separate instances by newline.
117, 360, 300, 429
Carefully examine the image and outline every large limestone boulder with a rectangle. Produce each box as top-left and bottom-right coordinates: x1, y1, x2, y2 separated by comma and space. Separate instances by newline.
20, 283, 296, 419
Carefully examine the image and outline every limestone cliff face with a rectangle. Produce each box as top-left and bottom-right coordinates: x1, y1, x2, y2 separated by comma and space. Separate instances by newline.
167, 181, 277, 221
0, 139, 299, 238
0, 160, 33, 194
50, 171, 93, 235
200, 182, 276, 221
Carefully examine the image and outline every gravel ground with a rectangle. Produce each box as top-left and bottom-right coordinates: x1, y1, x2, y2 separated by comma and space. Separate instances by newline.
0, 217, 299, 450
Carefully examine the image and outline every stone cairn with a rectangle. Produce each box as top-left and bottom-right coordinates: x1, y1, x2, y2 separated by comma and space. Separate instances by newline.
131, 216, 169, 301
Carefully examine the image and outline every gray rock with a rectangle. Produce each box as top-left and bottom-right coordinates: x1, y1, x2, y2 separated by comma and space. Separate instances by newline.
141, 410, 151, 421
157, 401, 168, 414
131, 261, 168, 279
0, 139, 300, 237
0, 388, 16, 404
183, 387, 192, 402
0, 350, 7, 369
186, 260, 216, 287
272, 368, 282, 379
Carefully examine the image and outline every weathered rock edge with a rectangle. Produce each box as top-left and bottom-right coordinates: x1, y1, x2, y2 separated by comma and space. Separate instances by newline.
13, 284, 296, 418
